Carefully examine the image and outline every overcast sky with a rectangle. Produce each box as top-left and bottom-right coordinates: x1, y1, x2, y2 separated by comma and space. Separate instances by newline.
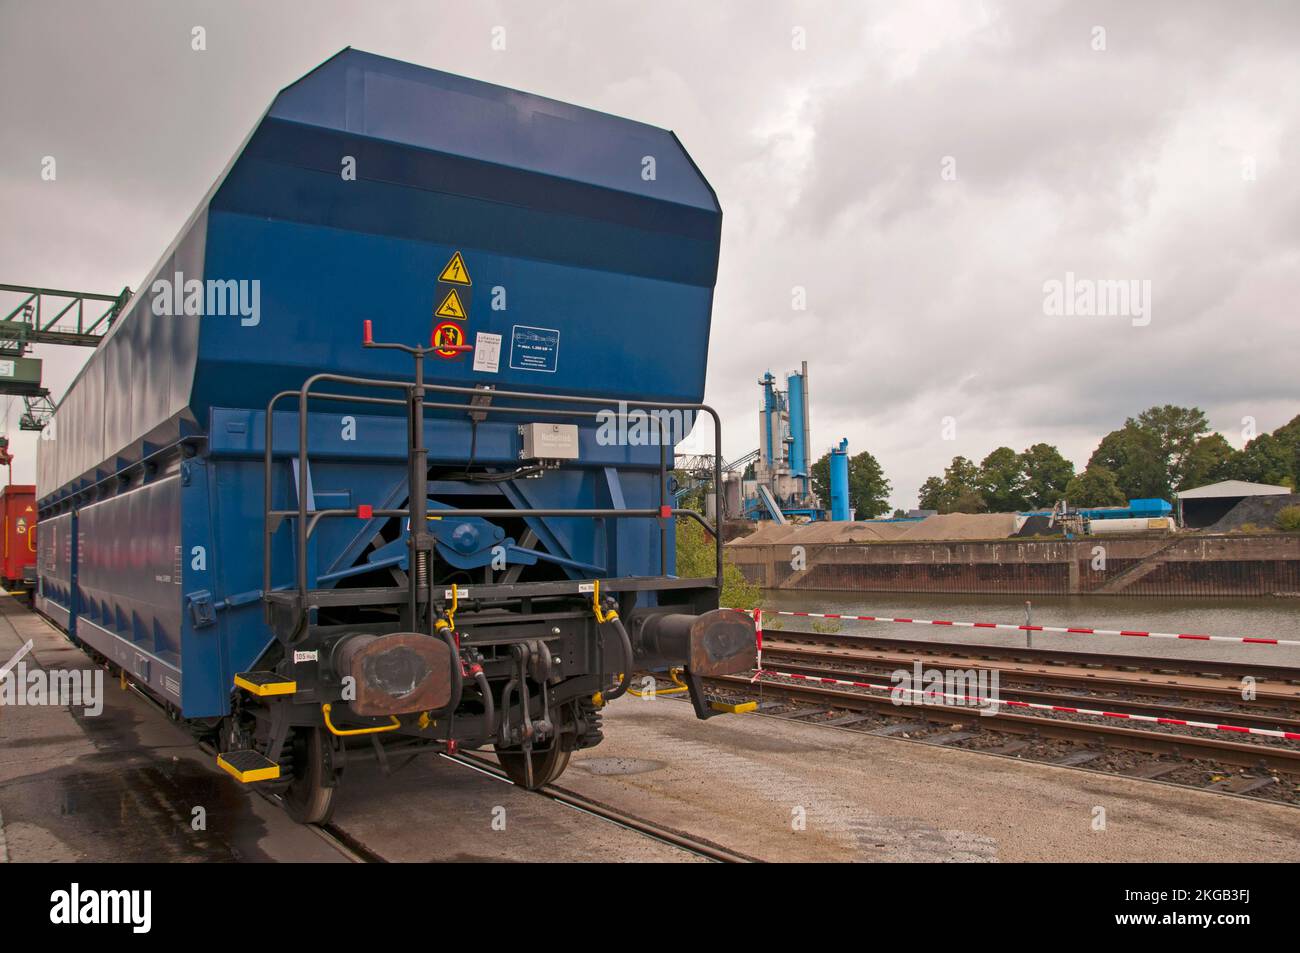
1, 0, 1296, 507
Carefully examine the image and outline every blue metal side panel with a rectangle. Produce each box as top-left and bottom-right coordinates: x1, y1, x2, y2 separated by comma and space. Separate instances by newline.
34, 511, 75, 631
73, 472, 184, 705
270, 51, 718, 212
37, 212, 205, 503
193, 214, 713, 415
179, 455, 246, 718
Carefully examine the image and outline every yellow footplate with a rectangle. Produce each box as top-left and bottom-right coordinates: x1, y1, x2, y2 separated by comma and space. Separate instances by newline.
217, 749, 281, 783
233, 671, 296, 697
710, 700, 758, 714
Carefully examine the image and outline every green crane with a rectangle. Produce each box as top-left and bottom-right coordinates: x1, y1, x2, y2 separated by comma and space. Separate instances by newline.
0, 284, 131, 431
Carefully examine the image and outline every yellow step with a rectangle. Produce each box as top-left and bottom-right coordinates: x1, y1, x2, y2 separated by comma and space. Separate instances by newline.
216, 749, 281, 783
709, 699, 758, 714
233, 671, 296, 697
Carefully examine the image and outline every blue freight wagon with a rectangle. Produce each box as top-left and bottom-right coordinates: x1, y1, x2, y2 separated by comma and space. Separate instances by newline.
35, 49, 755, 822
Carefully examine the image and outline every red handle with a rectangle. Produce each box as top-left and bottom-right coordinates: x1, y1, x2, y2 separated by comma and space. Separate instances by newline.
431, 328, 473, 352
363, 319, 373, 345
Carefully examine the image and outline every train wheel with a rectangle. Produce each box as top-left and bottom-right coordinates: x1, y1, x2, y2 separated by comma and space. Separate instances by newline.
497, 744, 571, 789
283, 727, 337, 825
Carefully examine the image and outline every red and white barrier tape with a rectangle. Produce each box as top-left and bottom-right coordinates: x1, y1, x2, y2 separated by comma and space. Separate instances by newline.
725, 608, 1300, 648
754, 668, 1300, 741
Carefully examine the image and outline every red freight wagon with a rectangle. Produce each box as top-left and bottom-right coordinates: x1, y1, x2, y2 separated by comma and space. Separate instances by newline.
1, 484, 36, 592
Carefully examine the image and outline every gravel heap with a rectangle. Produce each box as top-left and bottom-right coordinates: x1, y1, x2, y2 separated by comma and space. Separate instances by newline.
1205, 493, 1300, 533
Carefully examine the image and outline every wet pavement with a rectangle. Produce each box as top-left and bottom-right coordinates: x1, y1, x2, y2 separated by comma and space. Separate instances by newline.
0, 595, 342, 863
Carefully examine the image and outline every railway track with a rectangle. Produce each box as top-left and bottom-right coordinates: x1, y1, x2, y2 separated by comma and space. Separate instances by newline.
687, 627, 1300, 803
761, 641, 1300, 729
705, 671, 1300, 801
442, 752, 758, 863
709, 670, 1300, 773
760, 655, 1300, 736
760, 628, 1300, 687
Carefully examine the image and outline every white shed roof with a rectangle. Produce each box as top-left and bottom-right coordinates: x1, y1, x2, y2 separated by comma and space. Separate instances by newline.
1176, 480, 1292, 500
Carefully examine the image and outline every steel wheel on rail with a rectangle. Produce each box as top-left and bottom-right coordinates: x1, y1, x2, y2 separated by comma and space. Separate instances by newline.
283, 726, 337, 825
497, 744, 571, 789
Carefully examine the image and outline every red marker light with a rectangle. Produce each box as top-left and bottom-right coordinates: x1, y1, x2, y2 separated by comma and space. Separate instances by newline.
363, 320, 373, 345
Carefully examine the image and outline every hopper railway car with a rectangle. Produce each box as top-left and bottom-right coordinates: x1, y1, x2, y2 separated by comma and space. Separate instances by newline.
34, 49, 756, 823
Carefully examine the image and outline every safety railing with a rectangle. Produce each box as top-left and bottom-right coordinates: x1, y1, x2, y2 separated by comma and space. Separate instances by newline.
262, 329, 725, 621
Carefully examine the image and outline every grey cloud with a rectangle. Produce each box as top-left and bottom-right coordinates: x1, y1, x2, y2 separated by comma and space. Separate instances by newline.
0, 0, 1296, 511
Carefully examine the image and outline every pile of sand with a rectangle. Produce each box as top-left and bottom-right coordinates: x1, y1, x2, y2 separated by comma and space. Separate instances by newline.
894, 512, 1020, 541
727, 512, 1020, 546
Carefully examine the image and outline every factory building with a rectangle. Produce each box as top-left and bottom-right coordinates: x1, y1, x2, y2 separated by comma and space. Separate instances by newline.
740, 362, 850, 523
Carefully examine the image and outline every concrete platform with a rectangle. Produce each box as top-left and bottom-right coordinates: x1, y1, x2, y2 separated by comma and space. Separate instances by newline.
558, 695, 1300, 862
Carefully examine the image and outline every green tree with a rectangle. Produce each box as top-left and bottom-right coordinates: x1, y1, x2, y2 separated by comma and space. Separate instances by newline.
1088, 422, 1168, 500
810, 448, 893, 519
1064, 465, 1127, 507
1229, 433, 1296, 488
916, 456, 986, 513
977, 446, 1028, 512
1272, 414, 1300, 487
1018, 443, 1075, 509
917, 476, 945, 512
675, 518, 759, 609
1178, 433, 1235, 491
1134, 405, 1210, 490
949, 487, 988, 513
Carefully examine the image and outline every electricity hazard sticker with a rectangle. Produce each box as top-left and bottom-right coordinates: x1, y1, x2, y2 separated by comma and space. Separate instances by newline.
438, 251, 471, 285
435, 288, 467, 320
433, 321, 466, 358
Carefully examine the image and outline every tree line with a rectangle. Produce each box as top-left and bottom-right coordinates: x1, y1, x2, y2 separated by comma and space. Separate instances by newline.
803, 406, 1300, 518
916, 406, 1300, 513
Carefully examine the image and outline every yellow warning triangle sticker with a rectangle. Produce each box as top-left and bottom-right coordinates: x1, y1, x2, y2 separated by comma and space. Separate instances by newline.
435, 288, 467, 320
438, 251, 471, 285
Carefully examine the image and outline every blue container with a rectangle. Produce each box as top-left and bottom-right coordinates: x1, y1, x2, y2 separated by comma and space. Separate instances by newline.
786, 371, 807, 478
829, 439, 851, 521
36, 50, 726, 719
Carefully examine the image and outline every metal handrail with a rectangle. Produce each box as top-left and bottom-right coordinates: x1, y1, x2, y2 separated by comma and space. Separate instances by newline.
262, 368, 724, 618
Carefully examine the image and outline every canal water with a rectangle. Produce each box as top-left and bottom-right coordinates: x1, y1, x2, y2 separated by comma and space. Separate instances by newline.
759, 590, 1300, 668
